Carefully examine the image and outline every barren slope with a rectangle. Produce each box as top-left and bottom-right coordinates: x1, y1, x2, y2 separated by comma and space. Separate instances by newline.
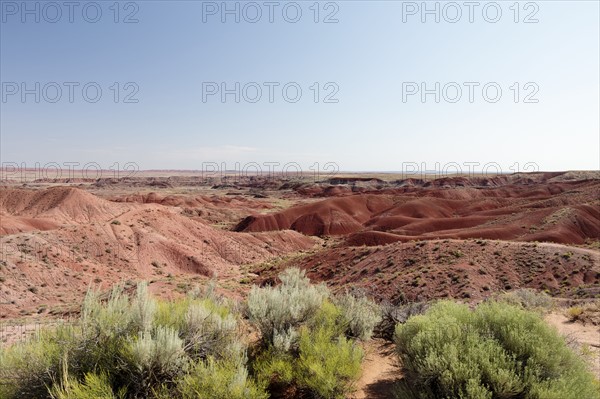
0, 187, 316, 318
236, 179, 600, 246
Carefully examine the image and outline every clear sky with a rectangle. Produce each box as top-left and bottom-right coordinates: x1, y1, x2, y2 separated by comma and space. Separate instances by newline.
1, 0, 599, 173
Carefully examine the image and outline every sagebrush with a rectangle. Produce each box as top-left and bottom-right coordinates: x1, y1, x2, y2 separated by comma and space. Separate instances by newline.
0, 283, 260, 399
394, 300, 599, 399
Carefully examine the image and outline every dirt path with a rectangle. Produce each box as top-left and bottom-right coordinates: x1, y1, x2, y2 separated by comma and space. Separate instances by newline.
352, 339, 398, 399
545, 312, 600, 378
536, 242, 600, 258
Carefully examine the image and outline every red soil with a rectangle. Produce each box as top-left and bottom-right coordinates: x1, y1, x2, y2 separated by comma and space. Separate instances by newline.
0, 187, 316, 318
0, 187, 131, 234
236, 179, 600, 246
254, 239, 600, 303
1, 173, 598, 319
235, 195, 395, 236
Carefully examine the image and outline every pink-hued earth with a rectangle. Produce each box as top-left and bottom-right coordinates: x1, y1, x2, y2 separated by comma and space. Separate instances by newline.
0, 170, 598, 319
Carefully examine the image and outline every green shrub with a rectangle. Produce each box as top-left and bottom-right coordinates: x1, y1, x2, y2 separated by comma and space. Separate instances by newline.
3, 275, 375, 399
0, 282, 260, 399
50, 373, 125, 399
566, 306, 584, 322
252, 348, 295, 388
48, 284, 161, 397
120, 326, 186, 397
251, 300, 363, 399
130, 283, 157, 333
564, 301, 600, 325
154, 298, 193, 331
81, 285, 135, 338
176, 357, 267, 399
182, 302, 240, 361
307, 300, 346, 337
334, 292, 381, 340
0, 327, 68, 398
394, 301, 599, 399
296, 325, 363, 398
247, 268, 328, 347
498, 288, 554, 312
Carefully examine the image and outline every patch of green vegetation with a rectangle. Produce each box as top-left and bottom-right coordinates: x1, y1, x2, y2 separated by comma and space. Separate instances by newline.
248, 268, 376, 398
0, 283, 260, 399
394, 301, 599, 399
562, 251, 574, 260
450, 249, 463, 258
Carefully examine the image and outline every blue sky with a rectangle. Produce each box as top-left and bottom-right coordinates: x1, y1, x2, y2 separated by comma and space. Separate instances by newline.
1, 1, 599, 173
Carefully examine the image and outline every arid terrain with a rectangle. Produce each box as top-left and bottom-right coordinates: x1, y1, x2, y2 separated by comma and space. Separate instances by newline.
1, 170, 599, 392
1, 170, 598, 319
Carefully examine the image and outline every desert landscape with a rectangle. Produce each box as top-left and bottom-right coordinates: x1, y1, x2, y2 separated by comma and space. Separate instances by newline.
1, 170, 598, 316
3, 1, 599, 397
1, 170, 599, 398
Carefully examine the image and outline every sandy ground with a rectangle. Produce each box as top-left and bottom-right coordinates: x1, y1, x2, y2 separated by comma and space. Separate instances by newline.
352, 339, 398, 399
545, 313, 600, 379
